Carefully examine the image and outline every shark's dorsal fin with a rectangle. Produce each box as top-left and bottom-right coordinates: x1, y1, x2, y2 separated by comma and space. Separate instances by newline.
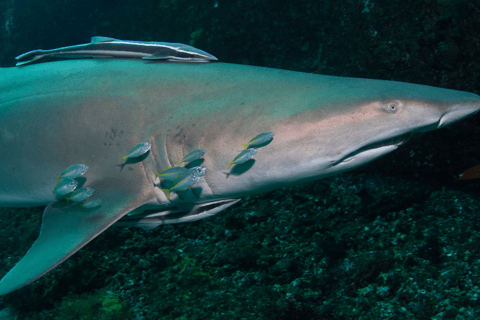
0, 178, 151, 295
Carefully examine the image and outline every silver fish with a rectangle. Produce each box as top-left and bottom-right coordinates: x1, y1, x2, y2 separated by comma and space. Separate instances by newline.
121, 142, 151, 164
65, 187, 94, 203
161, 166, 207, 199
52, 179, 78, 196
57, 164, 88, 180
177, 149, 206, 165
226, 148, 258, 169
79, 198, 102, 209
241, 132, 274, 150
15, 36, 218, 66
154, 167, 187, 181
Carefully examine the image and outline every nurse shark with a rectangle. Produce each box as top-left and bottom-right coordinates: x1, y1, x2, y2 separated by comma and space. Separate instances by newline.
0, 51, 479, 295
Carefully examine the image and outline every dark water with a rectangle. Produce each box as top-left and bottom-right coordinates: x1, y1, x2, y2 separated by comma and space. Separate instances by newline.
0, 0, 479, 319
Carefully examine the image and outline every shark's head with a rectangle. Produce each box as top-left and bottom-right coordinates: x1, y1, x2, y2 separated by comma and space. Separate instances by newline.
195, 76, 480, 199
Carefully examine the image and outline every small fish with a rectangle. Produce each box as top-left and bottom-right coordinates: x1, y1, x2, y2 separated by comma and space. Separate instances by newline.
64, 187, 95, 204
161, 166, 207, 199
121, 142, 151, 164
79, 198, 102, 209
225, 148, 258, 169
459, 164, 480, 180
15, 36, 218, 66
241, 132, 274, 150
53, 179, 78, 195
57, 164, 88, 180
154, 167, 187, 180
177, 149, 206, 165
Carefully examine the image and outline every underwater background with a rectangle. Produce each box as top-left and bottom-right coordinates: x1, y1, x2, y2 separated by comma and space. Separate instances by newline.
0, 0, 480, 319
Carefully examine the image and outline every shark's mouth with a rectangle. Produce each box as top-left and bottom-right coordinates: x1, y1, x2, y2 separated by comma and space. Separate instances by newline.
335, 133, 413, 166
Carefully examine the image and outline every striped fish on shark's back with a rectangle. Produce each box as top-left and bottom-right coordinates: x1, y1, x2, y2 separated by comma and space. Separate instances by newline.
15, 36, 218, 66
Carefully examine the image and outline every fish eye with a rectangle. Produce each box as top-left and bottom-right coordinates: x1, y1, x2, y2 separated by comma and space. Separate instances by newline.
386, 101, 399, 113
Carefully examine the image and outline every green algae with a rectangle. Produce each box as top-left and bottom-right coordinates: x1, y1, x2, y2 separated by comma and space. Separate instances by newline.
56, 290, 132, 320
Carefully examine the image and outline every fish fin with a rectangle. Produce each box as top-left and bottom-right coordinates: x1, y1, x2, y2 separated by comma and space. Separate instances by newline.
161, 189, 170, 200
15, 50, 46, 66
15, 49, 43, 61
15, 60, 37, 66
241, 143, 249, 150
90, 36, 117, 43
459, 164, 480, 180
225, 162, 232, 169
0, 178, 151, 295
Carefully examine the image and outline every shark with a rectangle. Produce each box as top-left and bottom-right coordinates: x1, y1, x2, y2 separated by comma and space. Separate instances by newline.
0, 58, 479, 295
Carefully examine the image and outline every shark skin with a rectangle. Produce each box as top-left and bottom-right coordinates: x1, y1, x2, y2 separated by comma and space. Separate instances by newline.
0, 60, 479, 295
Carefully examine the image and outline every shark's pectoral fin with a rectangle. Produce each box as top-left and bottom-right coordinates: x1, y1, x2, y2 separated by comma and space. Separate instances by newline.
0, 178, 151, 295
114, 198, 241, 229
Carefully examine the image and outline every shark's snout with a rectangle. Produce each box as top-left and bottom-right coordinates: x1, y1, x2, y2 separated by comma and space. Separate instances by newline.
438, 103, 480, 128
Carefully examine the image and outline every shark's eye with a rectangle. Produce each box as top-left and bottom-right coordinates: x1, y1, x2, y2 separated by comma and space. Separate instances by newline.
386, 102, 399, 113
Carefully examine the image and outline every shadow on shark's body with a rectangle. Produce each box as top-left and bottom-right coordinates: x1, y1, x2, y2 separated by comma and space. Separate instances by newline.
0, 58, 479, 295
